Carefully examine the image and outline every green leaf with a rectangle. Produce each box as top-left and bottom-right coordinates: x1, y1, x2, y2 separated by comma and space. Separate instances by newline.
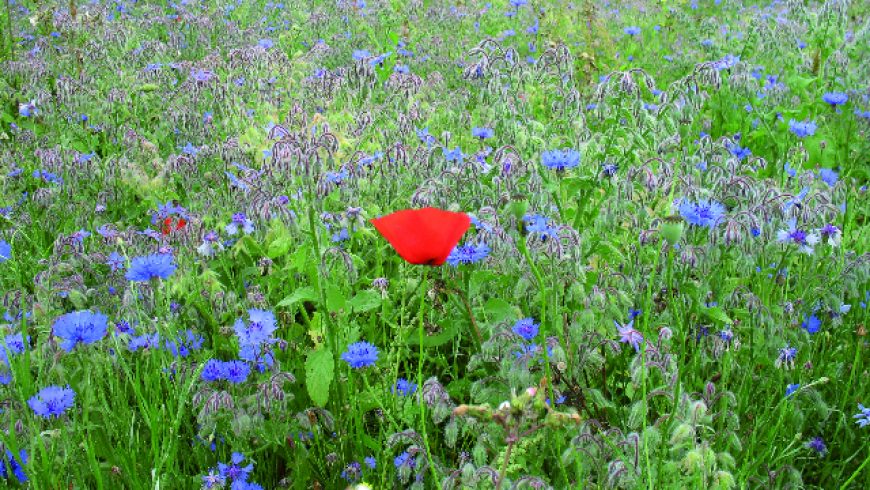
277, 286, 318, 307
305, 348, 333, 407
267, 236, 293, 259
326, 284, 346, 313
483, 298, 515, 324
703, 307, 732, 325
469, 270, 498, 298
347, 290, 382, 313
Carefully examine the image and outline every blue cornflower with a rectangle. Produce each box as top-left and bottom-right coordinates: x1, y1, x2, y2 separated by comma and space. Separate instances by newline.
818, 168, 838, 187
393, 378, 417, 396
541, 149, 580, 171
224, 361, 251, 384
624, 26, 641, 36
822, 92, 848, 107
727, 143, 752, 160
226, 213, 255, 235
364, 456, 376, 469
201, 359, 227, 382
801, 314, 822, 334
616, 319, 643, 352
53, 311, 108, 351
677, 198, 726, 228
472, 127, 494, 140
0, 449, 28, 482
785, 383, 800, 397
125, 254, 176, 281
28, 385, 75, 418
234, 309, 278, 346
179, 142, 200, 156
805, 436, 827, 456
106, 252, 125, 272
523, 214, 559, 241
218, 452, 253, 482
446, 243, 490, 266
257, 39, 274, 49
0, 332, 26, 366
352, 49, 371, 60
341, 341, 379, 368
512, 318, 539, 341
788, 119, 817, 138
854, 404, 870, 428
601, 162, 619, 177
128, 333, 160, 352
0, 240, 10, 263
164, 330, 204, 358
443, 147, 464, 163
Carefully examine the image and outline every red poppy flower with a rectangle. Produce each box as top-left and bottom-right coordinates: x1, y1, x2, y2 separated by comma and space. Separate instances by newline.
162, 217, 187, 235
371, 208, 471, 266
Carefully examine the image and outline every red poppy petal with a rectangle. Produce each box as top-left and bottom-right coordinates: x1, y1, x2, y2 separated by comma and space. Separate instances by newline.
176, 218, 187, 230
162, 218, 172, 235
371, 208, 471, 266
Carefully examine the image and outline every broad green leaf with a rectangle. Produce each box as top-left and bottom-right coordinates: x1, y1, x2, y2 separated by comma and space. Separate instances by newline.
277, 286, 317, 307
703, 307, 732, 325
347, 290, 382, 313
305, 348, 333, 407
326, 284, 346, 313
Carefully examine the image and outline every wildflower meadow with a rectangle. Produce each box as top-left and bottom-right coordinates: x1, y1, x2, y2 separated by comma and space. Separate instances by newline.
1, 0, 869, 488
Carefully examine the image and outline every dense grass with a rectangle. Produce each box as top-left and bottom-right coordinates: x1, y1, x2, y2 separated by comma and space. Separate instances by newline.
0, 0, 868, 488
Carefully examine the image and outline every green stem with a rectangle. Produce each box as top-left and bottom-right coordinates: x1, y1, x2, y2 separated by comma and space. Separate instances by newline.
416, 268, 439, 484
839, 446, 870, 490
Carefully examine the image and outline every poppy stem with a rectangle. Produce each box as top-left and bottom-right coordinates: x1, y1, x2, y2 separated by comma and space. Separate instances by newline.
416, 268, 440, 483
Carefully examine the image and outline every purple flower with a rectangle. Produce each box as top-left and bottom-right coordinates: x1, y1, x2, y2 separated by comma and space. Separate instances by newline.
616, 320, 643, 352
805, 436, 827, 456
776, 218, 820, 255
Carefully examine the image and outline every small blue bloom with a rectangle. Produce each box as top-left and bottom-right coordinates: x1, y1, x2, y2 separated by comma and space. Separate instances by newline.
818, 168, 838, 187
53, 311, 108, 351
854, 403, 870, 428
28, 385, 75, 418
788, 119, 817, 138
785, 383, 800, 397
0, 240, 10, 263
201, 359, 227, 382
125, 254, 177, 281
472, 127, 494, 140
541, 149, 580, 171
341, 341, 379, 368
512, 318, 539, 341
624, 26, 641, 36
801, 314, 822, 334
446, 243, 490, 266
393, 378, 417, 396
822, 92, 848, 107
677, 198, 726, 228
164, 330, 204, 358
616, 319, 643, 352
218, 452, 253, 482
